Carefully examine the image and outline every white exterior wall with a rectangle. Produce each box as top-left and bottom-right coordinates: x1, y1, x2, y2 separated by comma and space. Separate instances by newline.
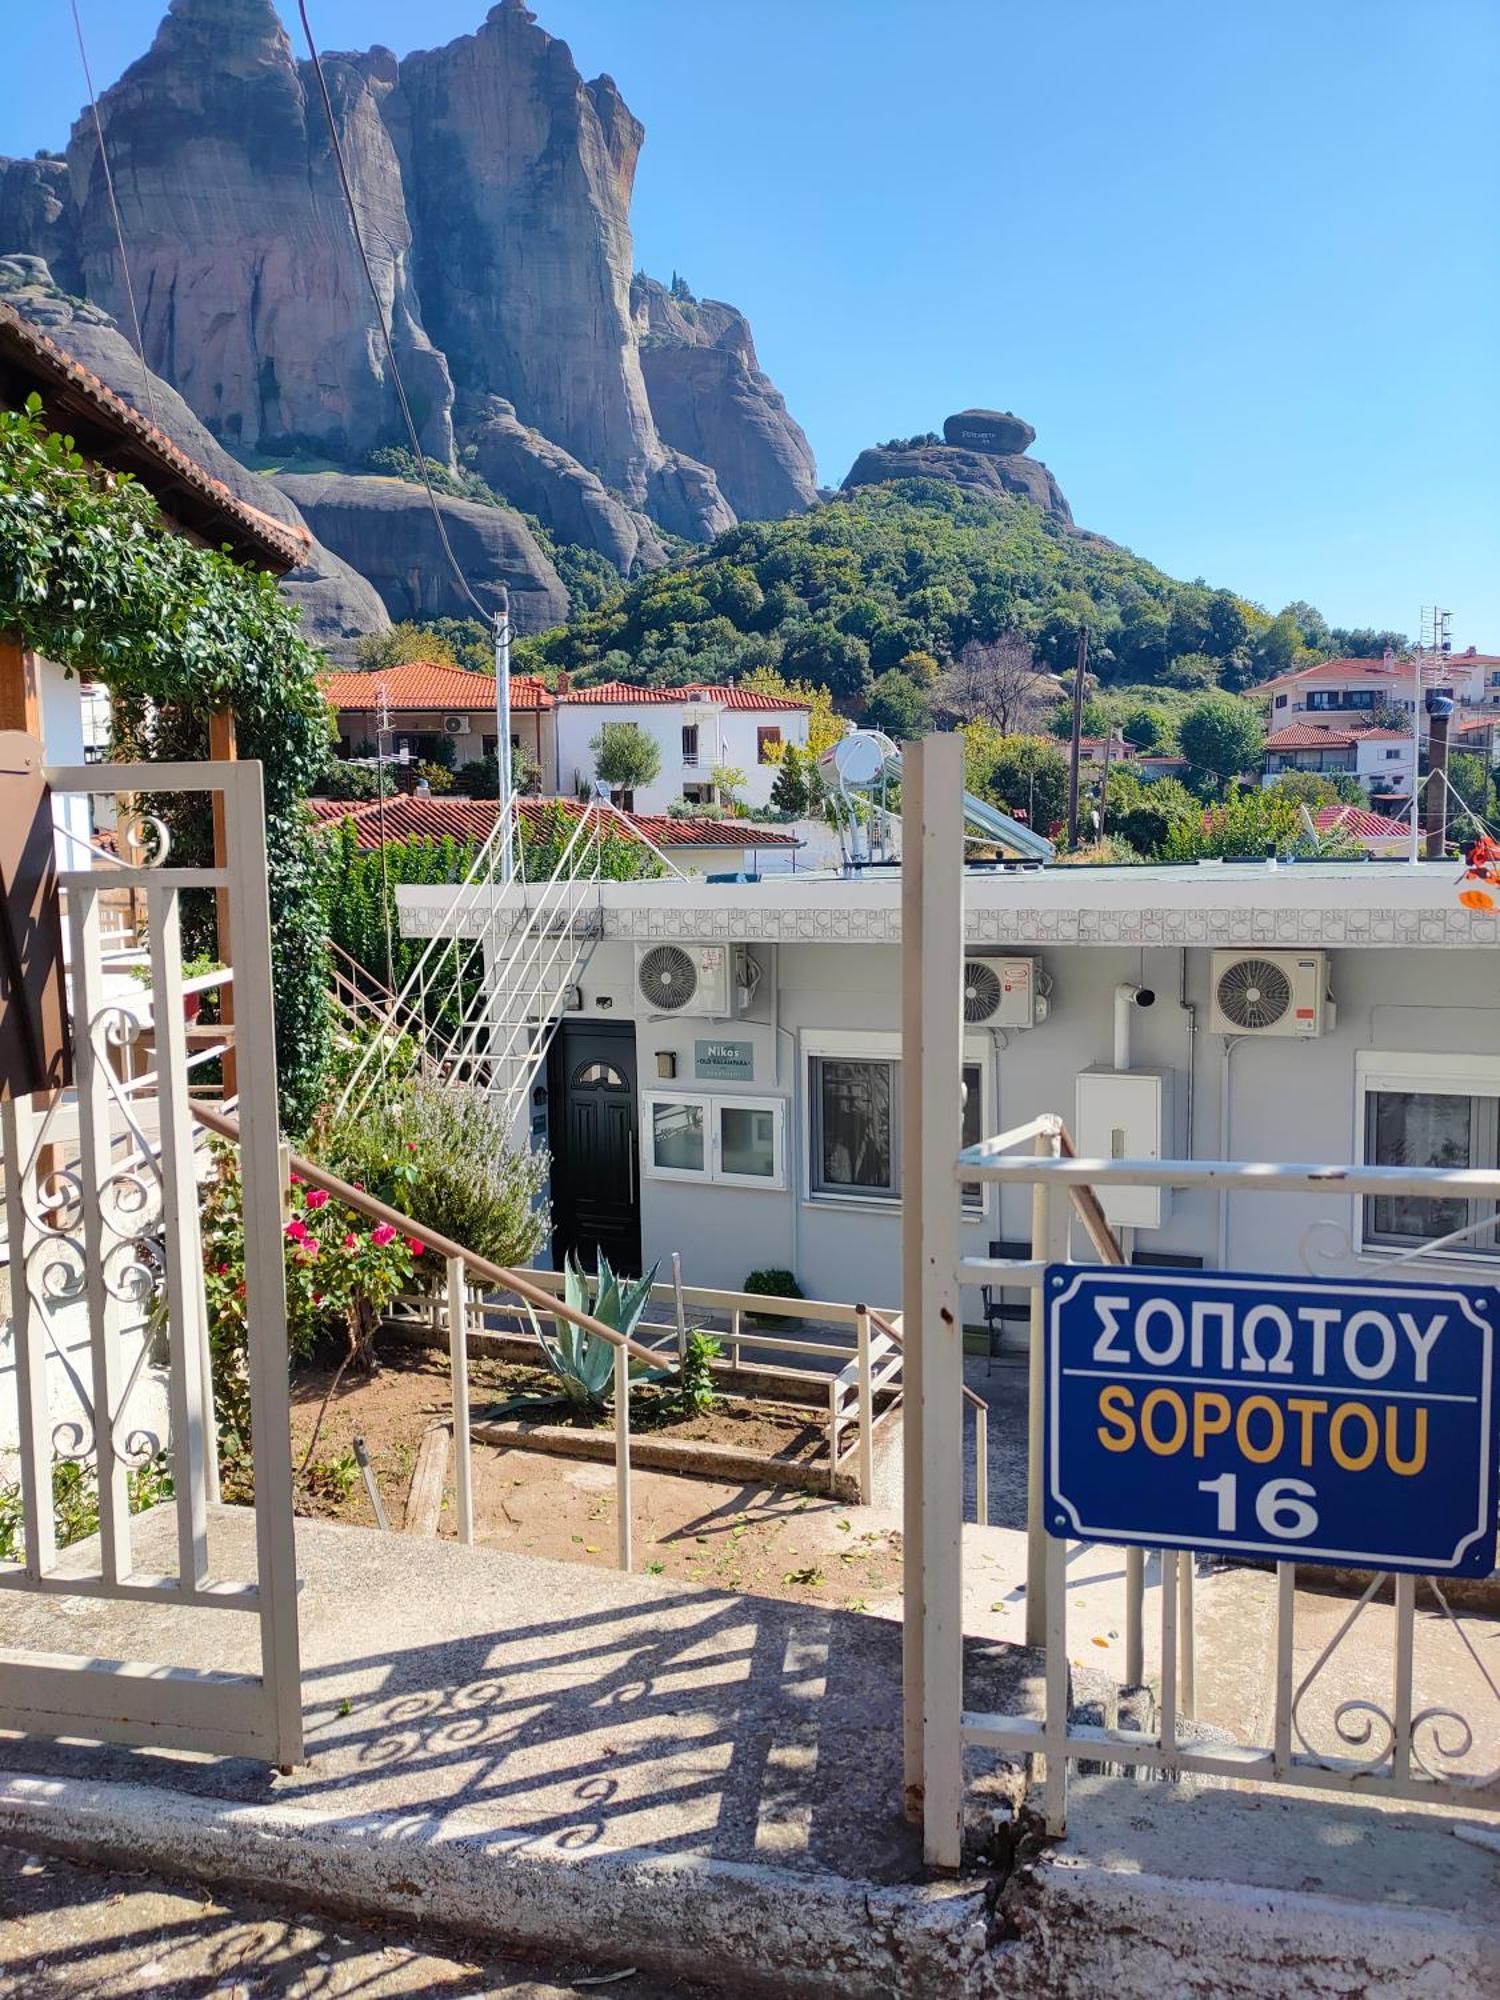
553, 701, 808, 814
39, 655, 91, 866
1354, 735, 1414, 790
559, 931, 1499, 1323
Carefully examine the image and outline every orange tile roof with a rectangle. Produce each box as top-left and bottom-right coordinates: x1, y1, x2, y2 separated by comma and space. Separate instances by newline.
0, 301, 310, 574
1265, 723, 1411, 750
560, 679, 809, 711
308, 794, 800, 851
320, 664, 555, 712
1313, 805, 1408, 840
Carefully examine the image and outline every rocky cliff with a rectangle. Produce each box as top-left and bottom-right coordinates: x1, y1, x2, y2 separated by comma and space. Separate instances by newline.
0, 0, 811, 633
65, 0, 454, 464
633, 276, 818, 522
0, 254, 391, 658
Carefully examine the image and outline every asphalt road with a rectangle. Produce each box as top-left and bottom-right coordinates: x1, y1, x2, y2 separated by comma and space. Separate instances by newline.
0, 1843, 723, 2000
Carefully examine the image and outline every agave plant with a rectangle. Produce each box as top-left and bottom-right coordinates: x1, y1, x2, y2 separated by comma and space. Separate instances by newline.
501, 1251, 664, 1418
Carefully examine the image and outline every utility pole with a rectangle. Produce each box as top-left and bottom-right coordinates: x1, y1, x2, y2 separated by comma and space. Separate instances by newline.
1098, 720, 1115, 842
493, 583, 515, 882
1066, 626, 1088, 849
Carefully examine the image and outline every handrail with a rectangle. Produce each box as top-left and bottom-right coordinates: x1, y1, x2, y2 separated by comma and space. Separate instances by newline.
189, 1101, 660, 1367
866, 1307, 983, 1416
1055, 1123, 1128, 1267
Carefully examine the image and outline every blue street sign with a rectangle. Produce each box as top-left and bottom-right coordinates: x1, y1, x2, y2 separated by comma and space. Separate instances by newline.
1044, 1267, 1500, 1576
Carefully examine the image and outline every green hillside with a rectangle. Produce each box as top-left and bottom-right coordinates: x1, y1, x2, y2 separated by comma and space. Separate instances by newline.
514, 479, 1400, 719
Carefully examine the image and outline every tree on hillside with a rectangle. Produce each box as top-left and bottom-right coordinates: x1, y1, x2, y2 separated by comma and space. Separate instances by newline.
966, 729, 1069, 835
1100, 769, 1196, 857
1049, 696, 1110, 741
1161, 788, 1359, 862
863, 671, 932, 740
741, 665, 846, 759
780, 619, 872, 700
1177, 693, 1265, 794
769, 743, 811, 817
590, 721, 661, 806
356, 621, 462, 671
1120, 704, 1174, 752
1268, 769, 1365, 809
933, 630, 1046, 733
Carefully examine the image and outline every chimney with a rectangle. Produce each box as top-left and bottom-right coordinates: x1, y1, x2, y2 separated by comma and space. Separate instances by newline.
556, 671, 571, 698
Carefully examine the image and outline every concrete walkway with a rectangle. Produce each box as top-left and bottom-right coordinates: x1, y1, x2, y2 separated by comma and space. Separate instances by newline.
0, 1507, 1036, 1996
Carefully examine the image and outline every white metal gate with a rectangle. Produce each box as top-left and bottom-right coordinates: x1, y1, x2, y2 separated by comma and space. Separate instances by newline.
0, 761, 301, 1763
900, 733, 1500, 1868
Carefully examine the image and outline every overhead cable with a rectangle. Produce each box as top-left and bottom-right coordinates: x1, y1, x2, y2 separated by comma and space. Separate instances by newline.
295, 0, 493, 624
68, 0, 160, 431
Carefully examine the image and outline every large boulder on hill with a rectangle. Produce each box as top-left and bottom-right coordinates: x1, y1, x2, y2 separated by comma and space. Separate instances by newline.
459, 394, 667, 574
0, 255, 390, 658
274, 472, 568, 632
632, 275, 818, 522
842, 441, 1073, 523
943, 408, 1036, 455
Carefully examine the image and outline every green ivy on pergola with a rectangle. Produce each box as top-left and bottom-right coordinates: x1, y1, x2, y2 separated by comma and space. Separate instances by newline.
0, 394, 332, 1132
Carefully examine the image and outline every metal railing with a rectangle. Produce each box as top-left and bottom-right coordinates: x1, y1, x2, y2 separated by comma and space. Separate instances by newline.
192, 1102, 662, 1570
334, 797, 684, 1134
386, 1266, 905, 1504
899, 732, 1500, 1869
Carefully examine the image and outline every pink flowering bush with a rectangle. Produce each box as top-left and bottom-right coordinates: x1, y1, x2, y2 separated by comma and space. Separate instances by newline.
201, 1146, 418, 1467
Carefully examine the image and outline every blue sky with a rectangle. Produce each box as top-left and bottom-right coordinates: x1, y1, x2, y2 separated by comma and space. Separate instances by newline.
9, 1, 1498, 641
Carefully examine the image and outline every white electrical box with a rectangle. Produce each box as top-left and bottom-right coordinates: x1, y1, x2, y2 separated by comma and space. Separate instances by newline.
1074, 1065, 1173, 1230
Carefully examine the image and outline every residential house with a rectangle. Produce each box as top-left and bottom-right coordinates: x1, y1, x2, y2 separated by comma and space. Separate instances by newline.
1311, 804, 1412, 856
552, 680, 811, 814
1074, 732, 1138, 773
321, 663, 555, 779
394, 855, 1499, 1310
1263, 721, 1413, 795
309, 793, 802, 877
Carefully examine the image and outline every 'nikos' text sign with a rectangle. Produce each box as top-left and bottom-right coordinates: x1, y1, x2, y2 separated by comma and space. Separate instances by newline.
1045, 1268, 1500, 1575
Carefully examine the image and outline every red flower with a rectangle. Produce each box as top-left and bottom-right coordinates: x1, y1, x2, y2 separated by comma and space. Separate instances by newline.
289, 1172, 303, 1185
344, 1232, 358, 1250
297, 1240, 320, 1263
406, 1141, 417, 1152
407, 1237, 425, 1257
284, 1219, 308, 1243
217, 1263, 230, 1276
305, 1189, 329, 1211
371, 1223, 397, 1247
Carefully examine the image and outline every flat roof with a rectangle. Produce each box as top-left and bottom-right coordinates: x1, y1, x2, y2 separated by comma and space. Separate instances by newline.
397, 855, 1495, 952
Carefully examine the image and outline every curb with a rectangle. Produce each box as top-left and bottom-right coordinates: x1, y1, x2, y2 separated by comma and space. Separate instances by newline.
0, 1770, 996, 1999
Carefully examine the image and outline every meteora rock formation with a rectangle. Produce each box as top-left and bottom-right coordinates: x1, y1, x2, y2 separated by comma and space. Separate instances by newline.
0, 0, 818, 642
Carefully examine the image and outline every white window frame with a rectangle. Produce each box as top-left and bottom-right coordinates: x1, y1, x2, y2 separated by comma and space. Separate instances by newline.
641, 1090, 787, 1191
713, 1094, 787, 1190
800, 1031, 992, 1214
1353, 1051, 1500, 1262
642, 1090, 712, 1184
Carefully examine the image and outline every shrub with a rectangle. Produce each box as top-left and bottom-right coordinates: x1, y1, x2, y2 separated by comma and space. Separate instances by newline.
743, 1268, 804, 1327
315, 1076, 549, 1270
0, 1452, 174, 1563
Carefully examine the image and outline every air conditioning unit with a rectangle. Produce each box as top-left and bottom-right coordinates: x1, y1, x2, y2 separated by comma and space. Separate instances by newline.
1209, 950, 1333, 1038
443, 715, 471, 736
962, 956, 1048, 1029
635, 943, 749, 1018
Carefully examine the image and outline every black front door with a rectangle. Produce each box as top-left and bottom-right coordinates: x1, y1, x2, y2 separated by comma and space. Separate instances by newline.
547, 1020, 641, 1276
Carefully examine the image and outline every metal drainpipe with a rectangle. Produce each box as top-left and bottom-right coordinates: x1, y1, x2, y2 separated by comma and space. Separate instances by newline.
1178, 949, 1197, 1159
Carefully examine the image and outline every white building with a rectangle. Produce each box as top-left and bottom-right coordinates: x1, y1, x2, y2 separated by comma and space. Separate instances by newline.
552, 680, 811, 814
397, 856, 1499, 1320
1262, 720, 1414, 795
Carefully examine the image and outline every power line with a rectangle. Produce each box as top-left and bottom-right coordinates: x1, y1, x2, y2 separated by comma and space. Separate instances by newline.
295, 0, 492, 627
68, 0, 159, 432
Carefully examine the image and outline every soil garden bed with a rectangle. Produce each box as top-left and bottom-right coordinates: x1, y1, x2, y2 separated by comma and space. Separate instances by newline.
288, 1345, 863, 1525
285, 1343, 903, 1611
